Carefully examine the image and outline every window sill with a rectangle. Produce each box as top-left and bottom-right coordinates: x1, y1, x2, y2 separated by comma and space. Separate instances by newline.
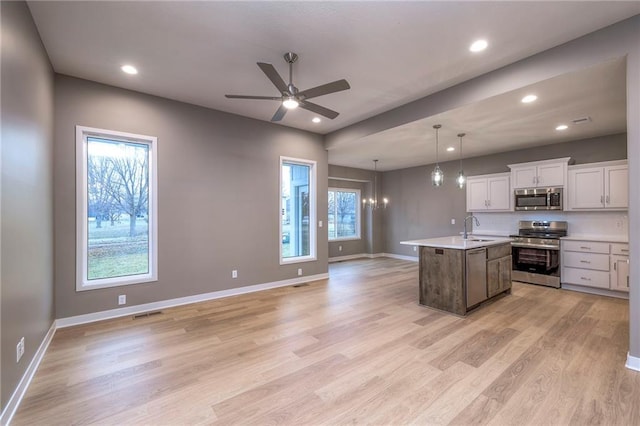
329, 237, 362, 242
77, 275, 157, 291
280, 255, 317, 265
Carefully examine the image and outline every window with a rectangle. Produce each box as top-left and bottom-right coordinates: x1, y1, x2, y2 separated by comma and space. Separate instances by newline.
328, 188, 361, 241
280, 157, 316, 264
76, 126, 158, 290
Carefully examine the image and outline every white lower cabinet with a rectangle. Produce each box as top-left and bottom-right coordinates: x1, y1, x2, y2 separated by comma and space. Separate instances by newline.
610, 243, 630, 292
611, 255, 630, 292
561, 239, 629, 293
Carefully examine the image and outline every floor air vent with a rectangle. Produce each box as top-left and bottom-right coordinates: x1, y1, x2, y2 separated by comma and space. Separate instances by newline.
133, 311, 163, 319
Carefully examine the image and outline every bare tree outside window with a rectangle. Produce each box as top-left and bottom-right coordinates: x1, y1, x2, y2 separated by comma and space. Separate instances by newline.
86, 138, 150, 280
328, 188, 360, 240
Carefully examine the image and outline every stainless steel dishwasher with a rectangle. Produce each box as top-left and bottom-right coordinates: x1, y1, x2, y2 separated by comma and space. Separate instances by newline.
466, 247, 487, 308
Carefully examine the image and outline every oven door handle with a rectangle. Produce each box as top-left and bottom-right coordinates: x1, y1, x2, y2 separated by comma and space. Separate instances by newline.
511, 243, 560, 250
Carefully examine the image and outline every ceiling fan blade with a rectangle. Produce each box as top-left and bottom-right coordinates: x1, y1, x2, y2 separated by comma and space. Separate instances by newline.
257, 62, 288, 94
271, 104, 287, 122
297, 79, 351, 100
300, 101, 339, 119
225, 95, 281, 100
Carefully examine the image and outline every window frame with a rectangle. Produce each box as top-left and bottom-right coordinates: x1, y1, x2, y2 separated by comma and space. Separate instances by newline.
75, 125, 158, 291
279, 156, 317, 265
328, 187, 362, 242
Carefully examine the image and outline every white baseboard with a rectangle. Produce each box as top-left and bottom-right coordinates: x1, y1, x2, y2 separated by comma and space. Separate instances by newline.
328, 253, 418, 263
627, 353, 640, 372
561, 284, 629, 300
328, 253, 369, 263
379, 253, 419, 262
56, 272, 329, 328
0, 321, 56, 426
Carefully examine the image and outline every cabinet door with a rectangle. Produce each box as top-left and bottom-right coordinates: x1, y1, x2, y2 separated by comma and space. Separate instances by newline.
498, 256, 512, 294
536, 163, 564, 187
605, 165, 628, 209
487, 176, 510, 210
466, 178, 488, 211
487, 258, 500, 298
568, 167, 604, 209
487, 256, 512, 297
511, 166, 537, 189
611, 255, 629, 292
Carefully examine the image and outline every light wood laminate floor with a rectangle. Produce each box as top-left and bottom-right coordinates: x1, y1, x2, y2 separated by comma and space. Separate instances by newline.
13, 258, 639, 425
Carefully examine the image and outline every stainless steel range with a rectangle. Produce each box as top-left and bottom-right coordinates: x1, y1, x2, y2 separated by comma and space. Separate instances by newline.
511, 220, 568, 288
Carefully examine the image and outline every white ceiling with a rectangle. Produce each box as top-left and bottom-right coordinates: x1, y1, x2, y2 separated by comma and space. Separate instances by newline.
329, 58, 628, 171
27, 1, 638, 170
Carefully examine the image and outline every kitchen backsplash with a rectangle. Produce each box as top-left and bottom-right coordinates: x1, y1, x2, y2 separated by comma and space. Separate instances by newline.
473, 211, 628, 239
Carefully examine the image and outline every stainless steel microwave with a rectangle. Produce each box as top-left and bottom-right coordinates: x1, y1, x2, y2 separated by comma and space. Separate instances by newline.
514, 187, 563, 211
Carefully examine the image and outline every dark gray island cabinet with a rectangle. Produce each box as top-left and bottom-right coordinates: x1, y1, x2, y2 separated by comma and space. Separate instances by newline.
401, 237, 512, 316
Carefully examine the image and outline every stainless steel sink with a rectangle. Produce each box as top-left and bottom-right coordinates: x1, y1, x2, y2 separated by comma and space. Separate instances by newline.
467, 238, 492, 242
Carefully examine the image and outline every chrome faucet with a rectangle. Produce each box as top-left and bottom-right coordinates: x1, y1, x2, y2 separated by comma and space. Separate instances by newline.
463, 215, 480, 239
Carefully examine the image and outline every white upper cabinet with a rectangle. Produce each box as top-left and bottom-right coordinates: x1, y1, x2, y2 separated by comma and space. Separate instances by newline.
466, 173, 510, 212
509, 158, 570, 189
605, 165, 628, 209
567, 160, 627, 210
568, 167, 604, 209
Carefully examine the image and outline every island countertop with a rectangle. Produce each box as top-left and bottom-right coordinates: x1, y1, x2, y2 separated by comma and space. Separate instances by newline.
400, 236, 513, 250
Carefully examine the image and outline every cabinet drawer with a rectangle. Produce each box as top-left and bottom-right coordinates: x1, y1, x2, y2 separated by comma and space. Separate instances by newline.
562, 240, 609, 254
562, 251, 609, 271
611, 243, 629, 256
562, 267, 610, 289
487, 244, 511, 260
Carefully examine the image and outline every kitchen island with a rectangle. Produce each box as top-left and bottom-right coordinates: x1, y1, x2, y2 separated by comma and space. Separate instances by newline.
401, 236, 513, 315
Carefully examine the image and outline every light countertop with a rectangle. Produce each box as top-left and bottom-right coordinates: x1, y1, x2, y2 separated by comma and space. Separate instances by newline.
400, 236, 513, 250
561, 235, 629, 243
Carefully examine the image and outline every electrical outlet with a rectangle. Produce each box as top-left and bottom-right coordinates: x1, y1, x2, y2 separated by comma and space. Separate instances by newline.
451, 218, 456, 225
297, 268, 303, 276
16, 337, 24, 363
319, 220, 323, 228
232, 270, 238, 278
118, 295, 126, 305
339, 245, 343, 252
413, 246, 417, 252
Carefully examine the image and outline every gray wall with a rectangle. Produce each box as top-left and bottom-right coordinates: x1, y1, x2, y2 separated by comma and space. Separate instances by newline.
383, 134, 627, 257
1, 1, 55, 412
327, 178, 368, 258
54, 75, 327, 319
328, 15, 640, 361
328, 165, 386, 257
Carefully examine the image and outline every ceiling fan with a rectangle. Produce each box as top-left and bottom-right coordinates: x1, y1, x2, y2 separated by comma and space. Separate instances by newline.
225, 52, 350, 122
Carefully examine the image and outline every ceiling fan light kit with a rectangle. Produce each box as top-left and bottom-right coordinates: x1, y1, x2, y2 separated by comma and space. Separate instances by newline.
282, 96, 299, 109
225, 52, 350, 122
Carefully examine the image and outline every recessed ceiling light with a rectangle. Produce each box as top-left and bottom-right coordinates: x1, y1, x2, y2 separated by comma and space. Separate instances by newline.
121, 65, 138, 75
521, 94, 537, 103
469, 39, 488, 52
556, 124, 569, 131
446, 147, 455, 152
312, 117, 321, 123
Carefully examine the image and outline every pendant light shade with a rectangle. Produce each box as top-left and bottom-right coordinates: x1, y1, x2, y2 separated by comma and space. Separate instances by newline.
431, 124, 443, 186
456, 132, 466, 189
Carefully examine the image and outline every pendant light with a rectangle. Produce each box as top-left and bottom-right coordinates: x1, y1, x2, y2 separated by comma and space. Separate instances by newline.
431, 124, 443, 186
363, 159, 389, 210
456, 132, 466, 188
